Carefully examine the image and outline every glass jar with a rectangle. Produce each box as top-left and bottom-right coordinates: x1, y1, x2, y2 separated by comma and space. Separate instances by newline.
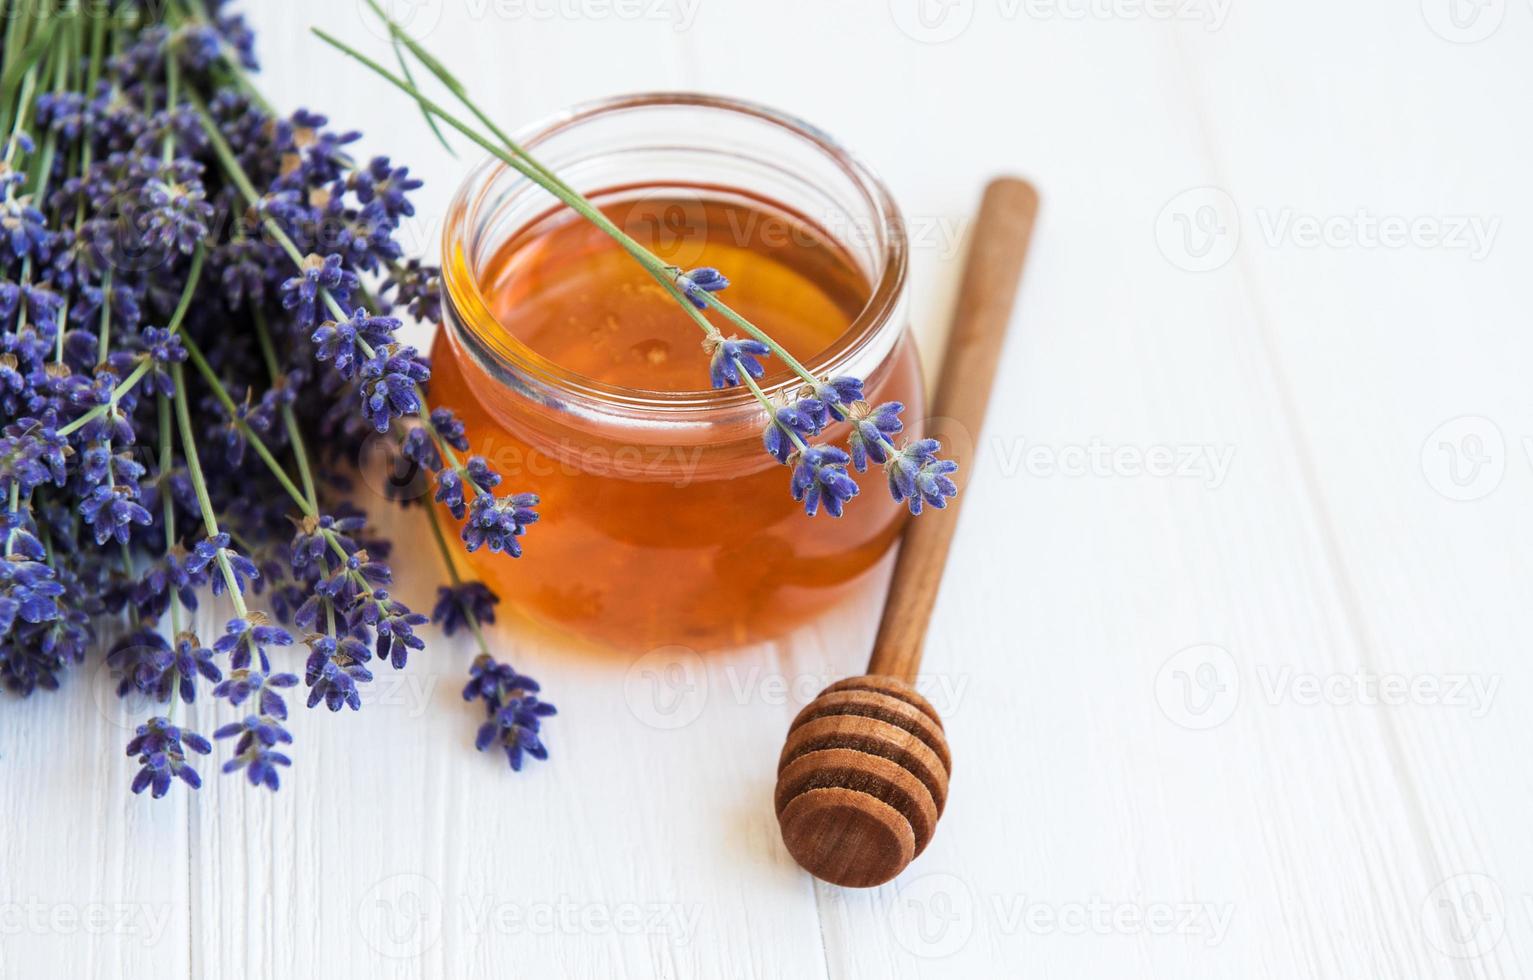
433, 93, 923, 653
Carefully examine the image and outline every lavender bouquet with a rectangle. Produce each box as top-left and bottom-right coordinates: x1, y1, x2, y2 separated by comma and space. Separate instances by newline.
0, 0, 550, 796
2, 0, 962, 801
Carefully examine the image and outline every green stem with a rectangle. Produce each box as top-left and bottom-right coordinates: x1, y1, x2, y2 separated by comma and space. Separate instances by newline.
4, 481, 19, 554
741, 368, 808, 455
180, 330, 381, 593
312, 31, 716, 328
252, 306, 318, 509
95, 268, 113, 363
187, 92, 474, 486
161, 39, 178, 165
26, 31, 67, 200
180, 335, 314, 516
157, 394, 182, 637
317, 26, 826, 396
423, 500, 491, 655
57, 245, 206, 439
170, 361, 248, 619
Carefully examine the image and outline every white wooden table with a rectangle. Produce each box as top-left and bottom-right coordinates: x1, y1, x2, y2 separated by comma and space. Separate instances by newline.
4, 2, 1530, 976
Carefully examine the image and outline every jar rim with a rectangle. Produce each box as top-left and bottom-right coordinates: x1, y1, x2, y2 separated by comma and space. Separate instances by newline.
439, 92, 909, 415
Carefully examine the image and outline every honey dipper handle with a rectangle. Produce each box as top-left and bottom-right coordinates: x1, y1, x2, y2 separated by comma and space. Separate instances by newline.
868, 177, 1039, 681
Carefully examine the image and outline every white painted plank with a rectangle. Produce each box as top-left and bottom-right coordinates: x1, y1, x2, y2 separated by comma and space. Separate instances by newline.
1177, 2, 1533, 975
198, 6, 836, 980
6, 2, 1528, 978
674, 5, 1457, 977
0, 637, 192, 979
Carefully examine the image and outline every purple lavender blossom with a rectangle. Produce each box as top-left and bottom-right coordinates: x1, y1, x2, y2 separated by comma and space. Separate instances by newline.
790, 445, 860, 518
705, 336, 771, 389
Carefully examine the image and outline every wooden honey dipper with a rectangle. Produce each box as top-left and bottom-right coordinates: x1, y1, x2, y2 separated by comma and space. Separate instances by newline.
774, 177, 1039, 888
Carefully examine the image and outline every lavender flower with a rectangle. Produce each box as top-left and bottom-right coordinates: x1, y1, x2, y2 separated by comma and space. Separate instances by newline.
678, 267, 729, 309
213, 670, 298, 791
358, 344, 430, 432
885, 439, 960, 514
462, 655, 539, 711
304, 636, 373, 712
790, 445, 860, 518
311, 308, 401, 380
127, 718, 213, 798
463, 493, 540, 556
475, 693, 557, 771
214, 616, 295, 673
279, 253, 357, 329
847, 401, 904, 471
704, 336, 771, 389
433, 581, 498, 636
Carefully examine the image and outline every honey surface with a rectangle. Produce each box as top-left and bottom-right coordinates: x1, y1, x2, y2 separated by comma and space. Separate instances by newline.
431, 192, 922, 651
479, 194, 868, 391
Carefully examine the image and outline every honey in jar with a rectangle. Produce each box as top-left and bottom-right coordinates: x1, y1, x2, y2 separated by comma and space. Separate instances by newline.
432, 96, 922, 652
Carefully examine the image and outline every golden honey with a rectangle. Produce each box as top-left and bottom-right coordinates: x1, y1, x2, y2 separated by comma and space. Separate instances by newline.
433, 97, 921, 652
